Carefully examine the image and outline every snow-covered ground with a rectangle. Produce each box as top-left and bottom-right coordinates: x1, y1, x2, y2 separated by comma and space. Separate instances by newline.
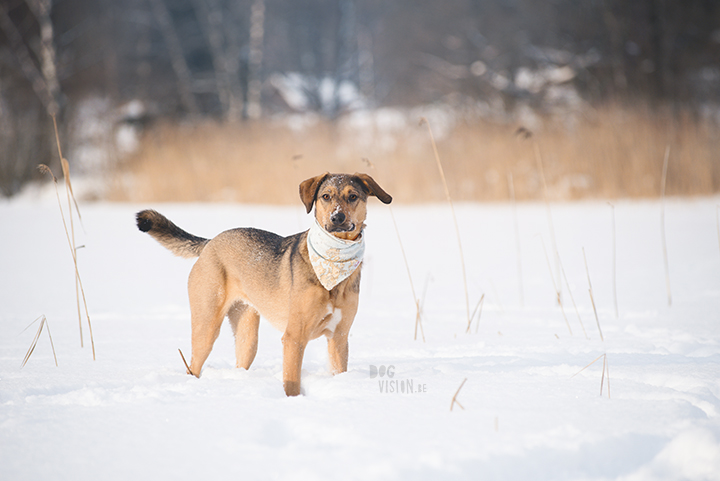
1, 195, 719, 480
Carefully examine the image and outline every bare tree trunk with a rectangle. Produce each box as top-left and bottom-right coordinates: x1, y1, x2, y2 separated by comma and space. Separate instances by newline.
148, 0, 199, 116
191, 0, 234, 119
649, 0, 668, 101
102, 0, 120, 101
218, 0, 244, 121
601, 0, 627, 94
247, 0, 265, 119
334, 0, 358, 117
26, 0, 60, 117
358, 26, 375, 107
0, 4, 55, 115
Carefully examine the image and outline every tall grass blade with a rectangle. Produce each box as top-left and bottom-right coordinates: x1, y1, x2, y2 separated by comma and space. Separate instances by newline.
389, 207, 425, 342
559, 254, 588, 339
716, 206, 720, 258
21, 315, 58, 368
572, 353, 605, 378
40, 120, 96, 360
533, 141, 561, 304
469, 293, 485, 334
604, 354, 611, 399
540, 237, 572, 335
507, 171, 524, 307
608, 203, 619, 318
450, 377, 468, 411
365, 157, 426, 343
53, 116, 85, 348
388, 207, 425, 342
583, 247, 604, 341
421, 117, 470, 331
572, 352, 610, 398
53, 116, 95, 358
660, 146, 672, 307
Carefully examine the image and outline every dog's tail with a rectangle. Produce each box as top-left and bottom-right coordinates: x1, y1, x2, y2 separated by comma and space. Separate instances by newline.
136, 210, 208, 258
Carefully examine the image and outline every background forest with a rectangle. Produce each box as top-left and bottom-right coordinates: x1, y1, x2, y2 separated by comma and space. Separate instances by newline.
1, 0, 719, 201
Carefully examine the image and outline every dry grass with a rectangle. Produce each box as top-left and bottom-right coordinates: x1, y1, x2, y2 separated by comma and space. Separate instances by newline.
21, 315, 58, 368
583, 247, 604, 342
421, 117, 471, 331
573, 353, 611, 399
107, 103, 720, 203
450, 377, 468, 411
39, 162, 95, 360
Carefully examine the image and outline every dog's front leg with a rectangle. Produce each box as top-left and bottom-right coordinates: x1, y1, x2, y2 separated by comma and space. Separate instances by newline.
328, 314, 357, 374
327, 332, 349, 374
281, 326, 307, 396
327, 303, 358, 374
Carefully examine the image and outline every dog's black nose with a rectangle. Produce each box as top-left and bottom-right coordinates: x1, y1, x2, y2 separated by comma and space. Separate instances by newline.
331, 211, 346, 225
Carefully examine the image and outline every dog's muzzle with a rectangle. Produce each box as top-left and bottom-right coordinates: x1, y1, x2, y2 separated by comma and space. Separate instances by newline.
327, 211, 355, 233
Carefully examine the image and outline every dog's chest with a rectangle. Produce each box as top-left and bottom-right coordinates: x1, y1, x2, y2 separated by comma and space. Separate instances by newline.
322, 302, 343, 336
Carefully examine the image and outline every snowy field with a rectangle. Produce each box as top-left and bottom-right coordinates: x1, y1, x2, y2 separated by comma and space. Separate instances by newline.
1, 194, 719, 480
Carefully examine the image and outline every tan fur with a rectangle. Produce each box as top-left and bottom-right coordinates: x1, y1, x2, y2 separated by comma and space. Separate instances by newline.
137, 173, 391, 396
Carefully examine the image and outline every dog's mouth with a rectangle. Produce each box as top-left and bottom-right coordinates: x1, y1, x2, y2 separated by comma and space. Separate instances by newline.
325, 222, 356, 233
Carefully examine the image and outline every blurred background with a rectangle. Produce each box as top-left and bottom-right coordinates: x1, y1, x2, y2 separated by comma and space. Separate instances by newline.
1, 0, 719, 202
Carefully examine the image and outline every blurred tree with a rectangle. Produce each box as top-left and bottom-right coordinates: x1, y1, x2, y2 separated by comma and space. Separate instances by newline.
1, 0, 719, 195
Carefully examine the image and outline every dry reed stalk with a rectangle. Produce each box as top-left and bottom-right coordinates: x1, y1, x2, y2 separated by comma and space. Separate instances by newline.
420, 274, 431, 313
363, 157, 425, 342
660, 146, 672, 307
540, 237, 572, 335
178, 349, 196, 376
473, 294, 485, 334
608, 202, 619, 318
450, 377, 468, 411
559, 255, 588, 339
490, 279, 505, 315
716, 206, 720, 257
21, 315, 58, 368
421, 117, 470, 329
39, 162, 96, 360
601, 354, 611, 399
572, 352, 610, 398
53, 116, 85, 348
389, 207, 425, 342
466, 293, 485, 334
53, 116, 96, 358
582, 247, 604, 342
533, 141, 561, 304
507, 171, 524, 307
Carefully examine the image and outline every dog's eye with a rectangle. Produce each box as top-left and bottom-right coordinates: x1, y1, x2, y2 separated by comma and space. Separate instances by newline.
321, 193, 331, 201
348, 194, 358, 202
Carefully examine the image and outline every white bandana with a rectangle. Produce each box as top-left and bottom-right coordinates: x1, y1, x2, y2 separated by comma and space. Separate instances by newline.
306, 218, 364, 291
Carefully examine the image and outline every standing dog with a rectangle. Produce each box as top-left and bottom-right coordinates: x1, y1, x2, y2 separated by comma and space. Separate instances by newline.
136, 173, 392, 396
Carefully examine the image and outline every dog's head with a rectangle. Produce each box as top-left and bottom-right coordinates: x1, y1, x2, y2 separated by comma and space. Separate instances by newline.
299, 173, 392, 240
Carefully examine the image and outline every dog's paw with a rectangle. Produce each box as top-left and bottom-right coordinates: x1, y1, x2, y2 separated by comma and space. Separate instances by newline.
283, 381, 302, 397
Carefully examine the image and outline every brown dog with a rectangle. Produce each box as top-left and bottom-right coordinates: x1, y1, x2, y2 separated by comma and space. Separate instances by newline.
136, 173, 392, 396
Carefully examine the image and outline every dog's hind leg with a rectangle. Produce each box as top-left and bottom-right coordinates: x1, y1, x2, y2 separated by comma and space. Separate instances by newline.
227, 302, 260, 370
187, 263, 227, 377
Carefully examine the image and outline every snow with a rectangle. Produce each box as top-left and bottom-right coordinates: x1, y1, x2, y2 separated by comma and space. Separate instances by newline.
1, 196, 720, 480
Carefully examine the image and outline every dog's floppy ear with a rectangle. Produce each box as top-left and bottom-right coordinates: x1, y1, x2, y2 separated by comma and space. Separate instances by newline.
299, 172, 330, 213
353, 173, 393, 204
